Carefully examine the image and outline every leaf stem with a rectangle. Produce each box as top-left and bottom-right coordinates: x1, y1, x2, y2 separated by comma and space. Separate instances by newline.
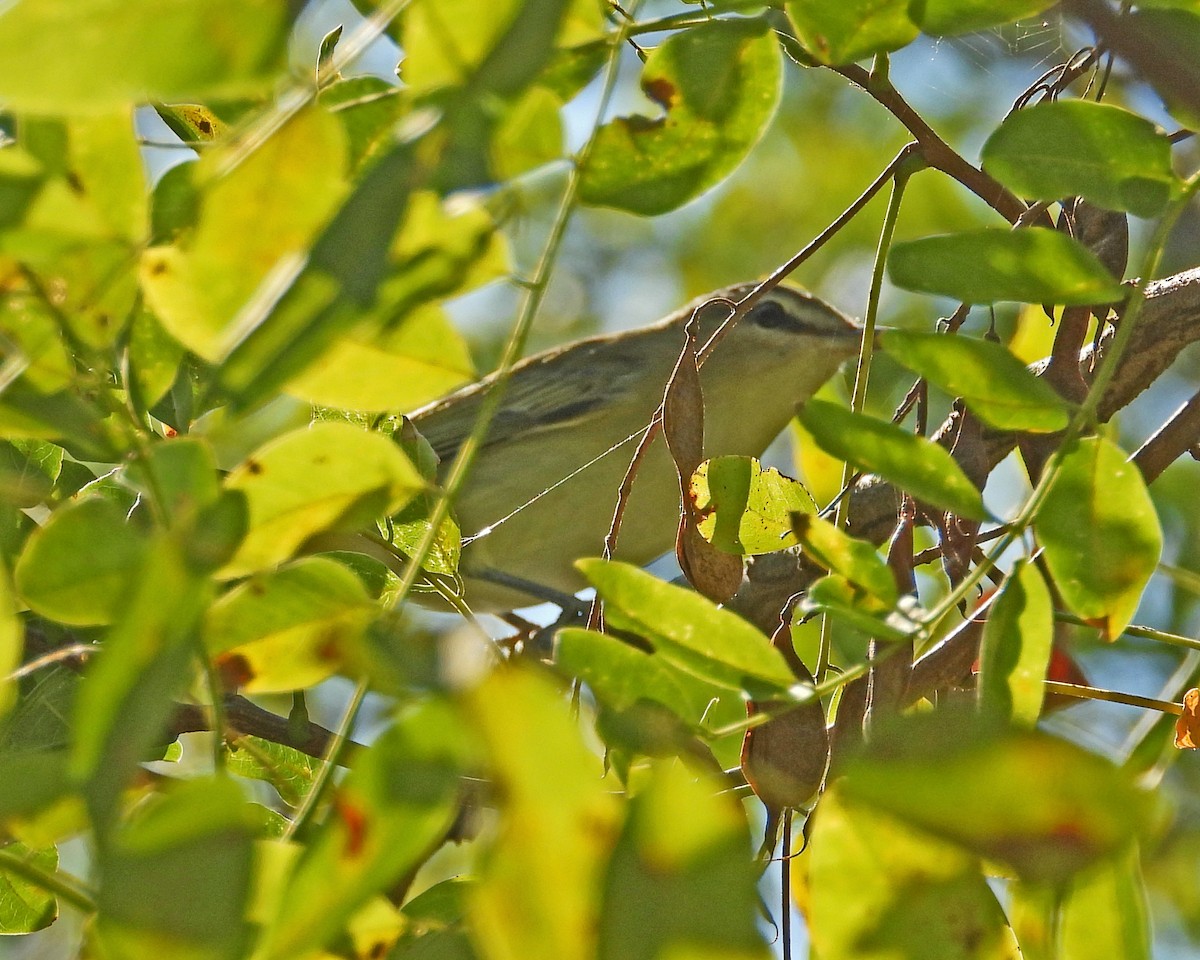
916, 168, 1200, 633
818, 163, 912, 680
0, 848, 96, 916
1044, 680, 1182, 715
388, 7, 637, 612
1054, 610, 1200, 652
284, 676, 369, 841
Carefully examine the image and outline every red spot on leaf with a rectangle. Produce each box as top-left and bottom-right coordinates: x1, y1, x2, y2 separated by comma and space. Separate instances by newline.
334, 793, 369, 857
215, 653, 254, 692
643, 76, 676, 110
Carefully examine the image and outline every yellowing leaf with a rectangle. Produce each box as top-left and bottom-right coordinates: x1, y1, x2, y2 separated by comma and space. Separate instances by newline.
809, 787, 1020, 960
691, 455, 817, 556
141, 107, 346, 360
206, 558, 373, 693
285, 306, 474, 412
468, 668, 621, 960
0, 0, 292, 112
223, 423, 423, 576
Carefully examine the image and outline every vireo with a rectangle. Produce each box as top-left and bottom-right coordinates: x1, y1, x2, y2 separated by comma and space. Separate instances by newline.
410, 283, 860, 611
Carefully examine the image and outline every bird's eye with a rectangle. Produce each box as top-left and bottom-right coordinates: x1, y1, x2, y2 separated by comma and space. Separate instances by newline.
747, 299, 795, 331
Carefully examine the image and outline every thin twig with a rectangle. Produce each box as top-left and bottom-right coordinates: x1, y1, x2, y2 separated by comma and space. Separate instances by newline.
832, 64, 1029, 224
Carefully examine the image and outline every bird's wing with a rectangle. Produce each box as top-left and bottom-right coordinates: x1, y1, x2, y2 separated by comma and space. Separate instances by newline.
411, 336, 656, 465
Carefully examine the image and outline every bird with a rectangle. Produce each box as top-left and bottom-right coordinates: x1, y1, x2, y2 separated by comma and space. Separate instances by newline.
408, 283, 861, 612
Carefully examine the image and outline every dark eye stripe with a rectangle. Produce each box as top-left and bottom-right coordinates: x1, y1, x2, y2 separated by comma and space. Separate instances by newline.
747, 299, 795, 331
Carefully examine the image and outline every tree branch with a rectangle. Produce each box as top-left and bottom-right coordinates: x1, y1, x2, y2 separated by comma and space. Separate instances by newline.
167, 695, 364, 765
1065, 0, 1200, 120
832, 64, 1029, 224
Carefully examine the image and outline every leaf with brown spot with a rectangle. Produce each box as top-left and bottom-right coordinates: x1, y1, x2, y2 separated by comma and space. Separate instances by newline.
663, 314, 741, 602
215, 652, 254, 692
580, 18, 781, 215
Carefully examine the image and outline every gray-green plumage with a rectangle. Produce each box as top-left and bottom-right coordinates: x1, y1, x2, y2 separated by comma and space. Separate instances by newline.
410, 284, 860, 611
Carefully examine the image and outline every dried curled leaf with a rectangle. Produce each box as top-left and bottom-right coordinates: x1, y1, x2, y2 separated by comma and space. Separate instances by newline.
1174, 688, 1200, 750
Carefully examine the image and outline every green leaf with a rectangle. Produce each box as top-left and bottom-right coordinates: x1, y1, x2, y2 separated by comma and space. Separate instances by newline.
0, 564, 18, 720
0, 439, 61, 509
0, 0, 293, 113
578, 559, 799, 696
982, 101, 1177, 217
126, 307, 186, 410
95, 778, 262, 960
69, 536, 211, 827
809, 786, 1020, 960
801, 574, 917, 642
786, 0, 919, 65
880, 330, 1070, 432
140, 106, 347, 361
0, 841, 59, 934
841, 711, 1152, 883
556, 627, 717, 722
1058, 849, 1151, 960
556, 627, 747, 770
490, 86, 565, 179
393, 878, 479, 956
1125, 10, 1200, 130
319, 76, 411, 173
399, 0, 573, 96
224, 736, 319, 808
15, 498, 147, 626
205, 557, 374, 693
580, 18, 782, 215
909, 0, 1058, 36
122, 437, 221, 523
888, 228, 1127, 306
222, 422, 423, 577
691, 455, 817, 556
597, 762, 769, 959
0, 671, 77, 761
798, 399, 987, 519
1037, 437, 1162, 640
258, 698, 466, 960
791, 513, 899, 606
978, 560, 1054, 727
467, 668, 621, 960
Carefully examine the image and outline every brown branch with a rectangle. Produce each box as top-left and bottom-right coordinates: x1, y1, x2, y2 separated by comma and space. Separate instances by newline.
832, 64, 1029, 224
168, 695, 364, 765
1134, 389, 1200, 484
1065, 0, 1200, 120
737, 266, 1200, 685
